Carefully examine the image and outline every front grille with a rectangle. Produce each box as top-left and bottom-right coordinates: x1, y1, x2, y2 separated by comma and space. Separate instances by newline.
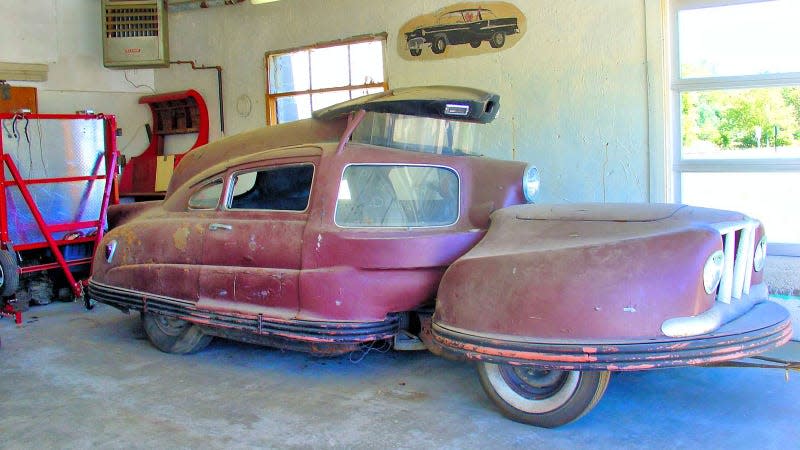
711, 219, 758, 303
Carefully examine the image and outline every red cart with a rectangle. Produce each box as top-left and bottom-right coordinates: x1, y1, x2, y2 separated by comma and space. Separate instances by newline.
0, 112, 118, 321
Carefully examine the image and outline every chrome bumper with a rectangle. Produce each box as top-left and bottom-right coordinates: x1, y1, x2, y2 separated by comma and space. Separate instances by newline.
662, 218, 764, 338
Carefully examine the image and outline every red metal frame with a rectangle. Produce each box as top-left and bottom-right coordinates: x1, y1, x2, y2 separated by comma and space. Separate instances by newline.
1, 303, 22, 325
0, 113, 119, 298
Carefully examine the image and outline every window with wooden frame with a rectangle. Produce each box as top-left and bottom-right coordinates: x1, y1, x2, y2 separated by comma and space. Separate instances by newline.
669, 0, 800, 256
265, 34, 388, 125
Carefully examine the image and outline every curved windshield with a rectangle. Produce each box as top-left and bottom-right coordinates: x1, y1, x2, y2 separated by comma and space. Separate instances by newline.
352, 112, 480, 156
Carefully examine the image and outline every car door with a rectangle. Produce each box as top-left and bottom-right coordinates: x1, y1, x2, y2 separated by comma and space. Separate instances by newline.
108, 177, 223, 302
197, 157, 318, 320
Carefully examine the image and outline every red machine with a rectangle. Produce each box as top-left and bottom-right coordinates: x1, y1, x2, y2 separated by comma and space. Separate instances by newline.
0, 112, 119, 318
118, 90, 209, 200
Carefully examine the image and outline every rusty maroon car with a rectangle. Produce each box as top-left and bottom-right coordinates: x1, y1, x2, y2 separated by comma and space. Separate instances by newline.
88, 86, 792, 428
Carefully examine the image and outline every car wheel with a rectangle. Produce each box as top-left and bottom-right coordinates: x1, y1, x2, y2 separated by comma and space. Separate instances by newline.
431, 36, 447, 54
489, 32, 506, 48
141, 312, 213, 354
469, 40, 481, 48
410, 48, 422, 57
0, 250, 19, 297
476, 362, 610, 428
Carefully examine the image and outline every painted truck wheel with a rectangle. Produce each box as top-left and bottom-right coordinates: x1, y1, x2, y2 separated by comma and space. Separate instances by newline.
410, 48, 422, 57
431, 36, 447, 54
0, 250, 19, 297
476, 362, 610, 428
469, 40, 481, 48
489, 32, 506, 48
141, 312, 213, 354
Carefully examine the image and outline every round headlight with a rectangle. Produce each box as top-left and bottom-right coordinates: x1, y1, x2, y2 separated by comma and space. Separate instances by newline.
703, 250, 725, 295
522, 165, 540, 203
753, 235, 767, 272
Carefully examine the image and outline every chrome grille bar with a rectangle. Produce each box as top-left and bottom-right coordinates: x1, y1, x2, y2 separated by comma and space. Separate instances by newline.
711, 220, 758, 303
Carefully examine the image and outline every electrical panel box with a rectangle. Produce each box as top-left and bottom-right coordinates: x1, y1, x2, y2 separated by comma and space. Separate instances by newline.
102, 0, 169, 68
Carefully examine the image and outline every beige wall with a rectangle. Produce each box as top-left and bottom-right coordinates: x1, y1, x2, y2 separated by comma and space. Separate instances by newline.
0, 0, 667, 203
160, 0, 666, 203
0, 0, 153, 157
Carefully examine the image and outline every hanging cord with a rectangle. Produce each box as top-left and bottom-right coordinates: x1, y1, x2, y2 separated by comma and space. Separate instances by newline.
2, 118, 15, 139
24, 116, 34, 176
35, 117, 46, 178
349, 339, 392, 364
124, 70, 156, 93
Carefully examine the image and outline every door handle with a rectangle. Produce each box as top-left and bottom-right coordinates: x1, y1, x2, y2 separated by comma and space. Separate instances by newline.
209, 223, 233, 231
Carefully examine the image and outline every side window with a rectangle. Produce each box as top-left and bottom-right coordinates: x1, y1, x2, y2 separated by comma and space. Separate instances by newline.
228, 164, 314, 211
188, 179, 223, 210
335, 165, 459, 228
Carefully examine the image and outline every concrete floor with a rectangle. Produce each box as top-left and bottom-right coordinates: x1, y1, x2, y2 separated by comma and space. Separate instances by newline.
1, 302, 798, 449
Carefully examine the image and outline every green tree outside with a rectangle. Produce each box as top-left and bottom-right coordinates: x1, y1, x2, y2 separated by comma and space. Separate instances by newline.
682, 87, 800, 150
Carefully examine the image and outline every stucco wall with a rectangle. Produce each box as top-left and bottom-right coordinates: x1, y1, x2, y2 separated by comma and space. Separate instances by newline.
0, 0, 153, 158
159, 0, 660, 203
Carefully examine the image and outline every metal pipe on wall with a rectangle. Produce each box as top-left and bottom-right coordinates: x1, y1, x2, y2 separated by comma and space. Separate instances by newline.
170, 61, 225, 134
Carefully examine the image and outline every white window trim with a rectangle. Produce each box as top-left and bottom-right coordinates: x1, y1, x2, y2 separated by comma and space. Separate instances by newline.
667, 0, 800, 255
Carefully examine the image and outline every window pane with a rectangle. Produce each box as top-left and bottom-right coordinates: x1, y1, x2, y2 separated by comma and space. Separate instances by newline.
276, 94, 311, 124
335, 165, 459, 227
681, 172, 800, 245
680, 86, 800, 159
311, 90, 351, 111
678, 1, 800, 78
349, 41, 384, 85
188, 180, 222, 210
352, 112, 480, 155
310, 46, 350, 89
269, 51, 309, 94
229, 165, 314, 211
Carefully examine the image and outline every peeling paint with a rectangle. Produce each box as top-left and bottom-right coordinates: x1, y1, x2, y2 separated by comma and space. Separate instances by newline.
173, 227, 190, 251
624, 306, 637, 313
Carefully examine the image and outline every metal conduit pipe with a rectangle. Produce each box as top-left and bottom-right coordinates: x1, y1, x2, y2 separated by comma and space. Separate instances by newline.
168, 0, 246, 13
170, 60, 225, 134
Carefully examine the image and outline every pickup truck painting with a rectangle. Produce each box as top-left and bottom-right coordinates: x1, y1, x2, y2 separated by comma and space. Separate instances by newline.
400, 3, 524, 58
89, 86, 792, 428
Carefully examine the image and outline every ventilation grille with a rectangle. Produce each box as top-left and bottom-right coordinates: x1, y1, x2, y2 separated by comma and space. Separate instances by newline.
101, 0, 168, 68
105, 5, 160, 38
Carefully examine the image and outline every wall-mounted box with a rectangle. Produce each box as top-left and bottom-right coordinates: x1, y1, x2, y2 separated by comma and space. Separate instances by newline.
102, 0, 169, 68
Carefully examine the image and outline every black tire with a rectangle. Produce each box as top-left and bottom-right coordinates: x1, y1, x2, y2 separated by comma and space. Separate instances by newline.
410, 48, 422, 57
469, 40, 482, 48
141, 312, 213, 354
431, 36, 447, 54
477, 362, 610, 428
489, 32, 506, 48
0, 250, 19, 297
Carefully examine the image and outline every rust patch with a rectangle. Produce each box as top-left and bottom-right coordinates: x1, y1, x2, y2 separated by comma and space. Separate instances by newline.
173, 227, 190, 251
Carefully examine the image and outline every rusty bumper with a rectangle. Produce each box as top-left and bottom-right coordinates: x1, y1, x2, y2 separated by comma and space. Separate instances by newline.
88, 280, 399, 353
431, 300, 792, 371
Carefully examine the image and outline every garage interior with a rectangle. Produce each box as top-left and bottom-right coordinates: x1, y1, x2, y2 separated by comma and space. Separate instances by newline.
1, 0, 798, 447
